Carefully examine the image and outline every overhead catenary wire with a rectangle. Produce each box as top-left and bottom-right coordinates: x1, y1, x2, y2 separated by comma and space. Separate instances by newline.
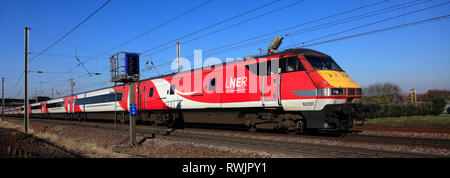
138, 0, 392, 76
150, 0, 448, 75
57, 0, 283, 91
19, 0, 449, 99
147, 0, 308, 56
93, 0, 213, 58
152, 12, 450, 77
69, 0, 213, 73
48, 0, 382, 90
201, 0, 433, 58
288, 14, 450, 49
291, 1, 450, 47
31, 29, 101, 54
286, 1, 450, 47
7, 0, 111, 97
30, 0, 411, 88
140, 0, 282, 55
29, 0, 112, 63
189, 0, 390, 58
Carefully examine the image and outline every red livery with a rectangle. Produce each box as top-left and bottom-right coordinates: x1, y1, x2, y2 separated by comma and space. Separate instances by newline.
6, 48, 366, 133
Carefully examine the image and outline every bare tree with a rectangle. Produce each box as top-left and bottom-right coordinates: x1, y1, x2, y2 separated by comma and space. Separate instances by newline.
363, 82, 402, 101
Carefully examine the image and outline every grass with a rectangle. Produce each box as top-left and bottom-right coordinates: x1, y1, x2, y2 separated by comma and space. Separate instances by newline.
0, 120, 132, 158
366, 114, 450, 128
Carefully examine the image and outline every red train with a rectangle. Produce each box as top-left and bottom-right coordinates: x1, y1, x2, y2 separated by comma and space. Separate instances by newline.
6, 48, 366, 134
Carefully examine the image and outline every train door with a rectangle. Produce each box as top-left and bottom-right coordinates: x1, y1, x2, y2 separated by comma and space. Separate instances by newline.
69, 96, 73, 113
280, 56, 317, 111
168, 79, 181, 109
261, 59, 280, 107
139, 82, 148, 110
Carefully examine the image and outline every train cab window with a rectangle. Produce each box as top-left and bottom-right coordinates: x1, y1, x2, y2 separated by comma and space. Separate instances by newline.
246, 57, 303, 75
304, 55, 342, 71
287, 59, 297, 72
268, 60, 280, 75
260, 60, 278, 75
149, 88, 154, 97
280, 56, 304, 73
245, 60, 279, 76
245, 63, 259, 75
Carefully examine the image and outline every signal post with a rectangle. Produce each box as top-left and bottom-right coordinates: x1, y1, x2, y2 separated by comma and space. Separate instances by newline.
110, 52, 140, 147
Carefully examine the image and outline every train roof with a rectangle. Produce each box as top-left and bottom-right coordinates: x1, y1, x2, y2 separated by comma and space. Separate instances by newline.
42, 48, 329, 100
139, 48, 329, 81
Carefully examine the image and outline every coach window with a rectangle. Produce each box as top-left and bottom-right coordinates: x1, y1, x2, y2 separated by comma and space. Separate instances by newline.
209, 78, 216, 91
114, 93, 123, 101
170, 84, 175, 95
149, 88, 154, 97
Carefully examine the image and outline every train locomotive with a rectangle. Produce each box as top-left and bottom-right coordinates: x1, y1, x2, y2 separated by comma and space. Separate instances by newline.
5, 38, 366, 134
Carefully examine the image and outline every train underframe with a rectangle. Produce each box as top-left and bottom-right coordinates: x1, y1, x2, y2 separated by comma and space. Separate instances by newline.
16, 103, 366, 135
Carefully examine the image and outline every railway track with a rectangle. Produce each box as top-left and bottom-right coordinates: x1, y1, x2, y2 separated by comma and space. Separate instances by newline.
3, 117, 447, 158
163, 129, 438, 158
342, 135, 450, 149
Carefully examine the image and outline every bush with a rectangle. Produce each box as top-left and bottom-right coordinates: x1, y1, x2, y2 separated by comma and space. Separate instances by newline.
363, 103, 434, 119
418, 105, 432, 116
391, 105, 404, 117
404, 105, 417, 116
431, 97, 446, 115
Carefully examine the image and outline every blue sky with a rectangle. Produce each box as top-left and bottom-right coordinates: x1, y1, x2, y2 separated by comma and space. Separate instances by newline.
0, 0, 449, 98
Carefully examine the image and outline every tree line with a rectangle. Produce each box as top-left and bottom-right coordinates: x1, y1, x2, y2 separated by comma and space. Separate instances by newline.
361, 82, 448, 118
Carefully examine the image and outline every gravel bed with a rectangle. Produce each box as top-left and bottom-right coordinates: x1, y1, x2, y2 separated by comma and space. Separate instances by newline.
353, 126, 450, 140
0, 127, 80, 158
2, 118, 448, 158
127, 138, 294, 158
0, 120, 292, 158
175, 128, 450, 157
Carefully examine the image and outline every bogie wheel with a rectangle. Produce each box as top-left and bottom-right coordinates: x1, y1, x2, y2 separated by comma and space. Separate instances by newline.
285, 119, 304, 135
248, 126, 257, 133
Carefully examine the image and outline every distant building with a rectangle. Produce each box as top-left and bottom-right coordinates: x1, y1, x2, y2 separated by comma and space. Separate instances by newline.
0, 96, 51, 109
31, 96, 51, 103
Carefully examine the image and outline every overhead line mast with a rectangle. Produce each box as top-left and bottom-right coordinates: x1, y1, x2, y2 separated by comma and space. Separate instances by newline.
24, 27, 30, 133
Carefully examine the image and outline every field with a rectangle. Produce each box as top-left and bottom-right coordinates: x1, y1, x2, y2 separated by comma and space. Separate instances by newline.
366, 114, 450, 129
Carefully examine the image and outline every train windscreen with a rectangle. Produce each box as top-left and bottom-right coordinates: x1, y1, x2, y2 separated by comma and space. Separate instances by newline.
305, 55, 342, 71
